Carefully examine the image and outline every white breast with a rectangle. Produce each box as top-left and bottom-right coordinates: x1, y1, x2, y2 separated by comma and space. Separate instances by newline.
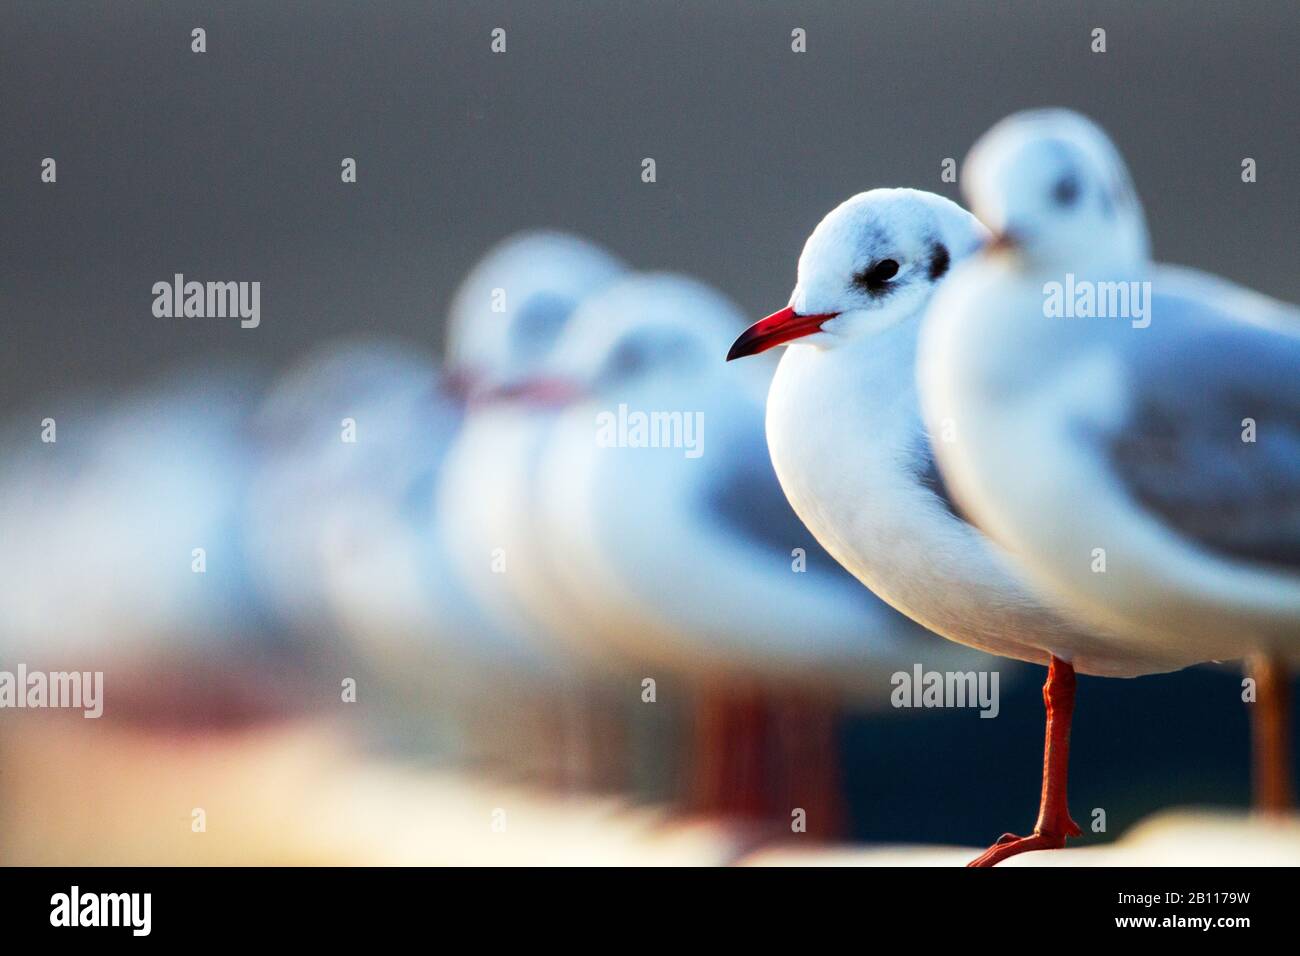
767, 325, 1179, 678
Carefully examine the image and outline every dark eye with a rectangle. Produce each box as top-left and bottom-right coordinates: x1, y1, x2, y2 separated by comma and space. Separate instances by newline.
603, 332, 699, 384
606, 340, 648, 379
1052, 174, 1081, 207
853, 259, 900, 293
511, 291, 574, 358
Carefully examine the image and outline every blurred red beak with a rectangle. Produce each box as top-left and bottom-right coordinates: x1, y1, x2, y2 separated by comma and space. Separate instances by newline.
985, 231, 1019, 252
474, 378, 584, 408
726, 306, 839, 361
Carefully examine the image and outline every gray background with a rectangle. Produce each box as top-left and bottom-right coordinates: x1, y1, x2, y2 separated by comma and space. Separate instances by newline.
3, 1, 1297, 408
2, 1, 1296, 843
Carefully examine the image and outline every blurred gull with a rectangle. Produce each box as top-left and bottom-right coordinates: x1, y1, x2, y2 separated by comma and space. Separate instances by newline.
919, 109, 1300, 815
727, 188, 1108, 864
243, 340, 538, 684
439, 231, 627, 650
0, 368, 296, 723
437, 231, 630, 788
545, 273, 944, 681
248, 335, 624, 784
246, 232, 626, 776
445, 230, 627, 396
538, 271, 990, 825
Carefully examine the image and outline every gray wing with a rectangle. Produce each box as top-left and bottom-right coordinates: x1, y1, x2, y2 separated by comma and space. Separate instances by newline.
1106, 280, 1300, 568
916, 433, 974, 526
707, 445, 820, 561
705, 401, 831, 558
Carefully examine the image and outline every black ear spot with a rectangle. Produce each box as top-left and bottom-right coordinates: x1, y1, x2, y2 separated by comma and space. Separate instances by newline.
1052, 173, 1081, 207
928, 243, 950, 280
1098, 187, 1115, 218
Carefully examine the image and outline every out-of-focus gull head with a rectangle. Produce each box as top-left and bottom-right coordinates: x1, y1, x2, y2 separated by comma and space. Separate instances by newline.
550, 272, 747, 398
445, 231, 626, 398
963, 109, 1150, 266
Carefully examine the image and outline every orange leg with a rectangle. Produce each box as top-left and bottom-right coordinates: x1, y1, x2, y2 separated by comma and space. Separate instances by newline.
1249, 653, 1294, 814
969, 656, 1082, 867
771, 694, 844, 840
688, 689, 726, 812
690, 684, 769, 819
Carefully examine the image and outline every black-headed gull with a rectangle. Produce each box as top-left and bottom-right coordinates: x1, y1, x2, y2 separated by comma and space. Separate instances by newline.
243, 341, 544, 730
438, 231, 633, 789
438, 230, 626, 659
727, 188, 1124, 864
246, 230, 624, 770
543, 271, 957, 683
542, 270, 990, 826
0, 368, 301, 723
226, 321, 599, 784
445, 229, 627, 396
919, 109, 1300, 816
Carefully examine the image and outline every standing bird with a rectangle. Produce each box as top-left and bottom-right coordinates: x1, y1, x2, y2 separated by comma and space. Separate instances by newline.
437, 231, 631, 790
536, 271, 988, 828
726, 188, 1148, 865
248, 230, 625, 779
919, 109, 1300, 818
444, 230, 627, 397
243, 340, 546, 764
438, 231, 627, 655
0, 367, 303, 722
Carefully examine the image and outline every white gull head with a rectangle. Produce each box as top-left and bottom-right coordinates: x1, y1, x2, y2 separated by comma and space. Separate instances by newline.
552, 272, 747, 399
445, 230, 626, 396
728, 188, 987, 360
964, 109, 1150, 268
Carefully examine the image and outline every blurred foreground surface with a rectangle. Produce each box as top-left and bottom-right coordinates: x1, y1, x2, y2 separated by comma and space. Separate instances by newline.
2, 2, 1297, 867
3, 716, 1296, 866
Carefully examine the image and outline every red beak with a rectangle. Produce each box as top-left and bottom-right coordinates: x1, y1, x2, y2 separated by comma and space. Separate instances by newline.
985, 231, 1020, 252
726, 306, 838, 361
473, 378, 584, 408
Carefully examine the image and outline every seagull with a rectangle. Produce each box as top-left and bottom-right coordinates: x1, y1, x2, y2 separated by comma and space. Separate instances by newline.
244, 335, 590, 780
444, 229, 627, 396
918, 109, 1300, 816
438, 230, 626, 658
247, 227, 627, 779
437, 231, 633, 790
726, 187, 1138, 865
543, 272, 949, 682
538, 271, 991, 827
245, 340, 530, 662
0, 367, 300, 724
